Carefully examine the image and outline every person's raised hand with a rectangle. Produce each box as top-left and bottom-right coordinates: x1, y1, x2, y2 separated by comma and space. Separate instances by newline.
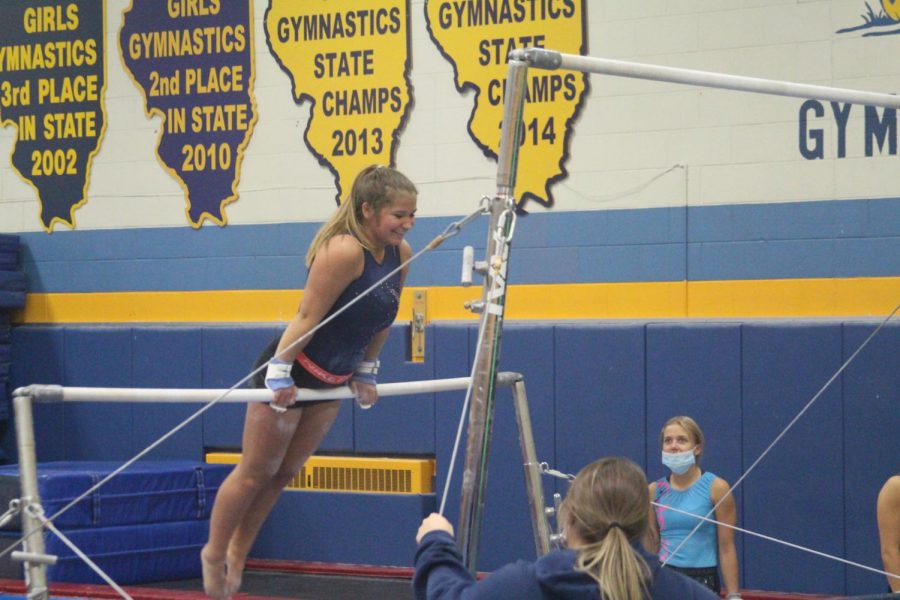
416, 513, 454, 544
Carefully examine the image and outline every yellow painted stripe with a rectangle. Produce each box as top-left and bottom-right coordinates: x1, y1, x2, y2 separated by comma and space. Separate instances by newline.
17, 290, 304, 324
11, 277, 900, 324
688, 277, 900, 318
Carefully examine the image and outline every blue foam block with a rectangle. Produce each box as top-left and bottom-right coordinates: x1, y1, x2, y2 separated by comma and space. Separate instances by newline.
0, 519, 208, 584
0, 272, 24, 291
0, 292, 23, 309
0, 461, 233, 530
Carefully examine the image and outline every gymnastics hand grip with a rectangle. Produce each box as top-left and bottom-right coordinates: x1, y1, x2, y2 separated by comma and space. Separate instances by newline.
352, 359, 379, 409
265, 358, 293, 391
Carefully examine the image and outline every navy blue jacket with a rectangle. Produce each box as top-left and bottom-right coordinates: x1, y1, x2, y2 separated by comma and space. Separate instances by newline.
414, 531, 721, 600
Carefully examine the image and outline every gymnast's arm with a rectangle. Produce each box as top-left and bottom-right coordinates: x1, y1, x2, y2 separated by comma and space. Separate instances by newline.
270, 236, 364, 407
351, 326, 389, 407
711, 476, 740, 597
877, 475, 900, 592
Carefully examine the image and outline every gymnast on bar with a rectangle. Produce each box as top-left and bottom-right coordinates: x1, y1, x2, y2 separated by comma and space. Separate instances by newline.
201, 165, 418, 599
413, 457, 718, 600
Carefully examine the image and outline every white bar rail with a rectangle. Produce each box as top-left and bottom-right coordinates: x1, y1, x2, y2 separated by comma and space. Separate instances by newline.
14, 377, 477, 404
511, 48, 900, 109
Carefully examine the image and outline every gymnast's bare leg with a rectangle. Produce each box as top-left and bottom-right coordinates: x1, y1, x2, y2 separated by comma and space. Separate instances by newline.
201, 400, 340, 599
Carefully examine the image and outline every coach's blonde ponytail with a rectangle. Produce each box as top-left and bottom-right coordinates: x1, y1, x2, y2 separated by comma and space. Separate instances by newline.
560, 457, 652, 600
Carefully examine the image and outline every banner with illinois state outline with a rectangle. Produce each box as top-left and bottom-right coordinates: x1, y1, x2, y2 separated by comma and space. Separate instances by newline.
120, 0, 257, 227
425, 0, 587, 209
0, 0, 107, 232
265, 0, 412, 202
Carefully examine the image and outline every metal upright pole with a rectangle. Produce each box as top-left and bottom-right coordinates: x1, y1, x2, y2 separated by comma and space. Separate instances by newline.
13, 393, 49, 600
457, 57, 529, 573
510, 377, 553, 556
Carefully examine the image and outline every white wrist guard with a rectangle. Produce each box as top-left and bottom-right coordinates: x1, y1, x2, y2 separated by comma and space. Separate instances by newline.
265, 358, 293, 391
352, 359, 379, 386
354, 359, 380, 375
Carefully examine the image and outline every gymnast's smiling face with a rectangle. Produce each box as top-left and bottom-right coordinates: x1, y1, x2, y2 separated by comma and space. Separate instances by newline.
363, 191, 417, 249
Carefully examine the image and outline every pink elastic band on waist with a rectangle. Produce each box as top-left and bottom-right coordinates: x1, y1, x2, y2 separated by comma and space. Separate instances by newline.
296, 352, 353, 385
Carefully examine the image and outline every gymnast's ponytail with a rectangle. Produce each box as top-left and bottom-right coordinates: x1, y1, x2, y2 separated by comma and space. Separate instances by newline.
560, 457, 652, 600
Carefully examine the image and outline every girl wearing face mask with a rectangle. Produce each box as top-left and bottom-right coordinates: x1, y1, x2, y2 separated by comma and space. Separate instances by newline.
649, 416, 742, 600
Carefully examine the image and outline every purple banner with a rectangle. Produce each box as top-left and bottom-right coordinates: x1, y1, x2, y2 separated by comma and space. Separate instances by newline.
120, 0, 256, 227
0, 0, 106, 231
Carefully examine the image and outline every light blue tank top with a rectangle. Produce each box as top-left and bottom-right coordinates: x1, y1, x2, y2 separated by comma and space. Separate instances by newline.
653, 471, 719, 568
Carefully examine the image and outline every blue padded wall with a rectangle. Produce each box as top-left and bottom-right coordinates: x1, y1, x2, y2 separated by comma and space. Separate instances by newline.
252, 490, 434, 566
5, 320, 898, 595
199, 326, 292, 450
131, 327, 203, 460
10, 326, 66, 460
842, 323, 900, 595
479, 325, 556, 570
354, 324, 436, 455
63, 328, 134, 461
741, 323, 844, 595
645, 323, 743, 485
554, 324, 646, 477
432, 323, 473, 533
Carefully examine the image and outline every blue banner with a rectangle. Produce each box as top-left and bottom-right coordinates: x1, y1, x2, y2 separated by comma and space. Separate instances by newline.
120, 0, 257, 227
0, 0, 106, 231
